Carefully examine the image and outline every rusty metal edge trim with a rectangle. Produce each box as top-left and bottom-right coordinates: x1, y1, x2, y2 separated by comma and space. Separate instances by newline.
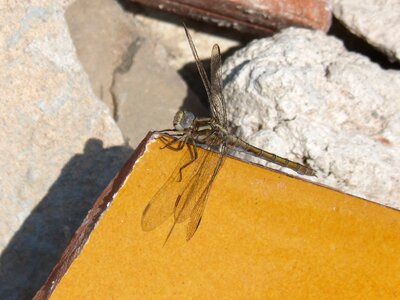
131, 0, 331, 33
33, 132, 155, 300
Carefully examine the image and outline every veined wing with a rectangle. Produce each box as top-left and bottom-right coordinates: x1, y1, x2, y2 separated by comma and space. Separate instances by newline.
185, 145, 225, 241
183, 24, 211, 101
183, 24, 226, 127
173, 139, 225, 241
210, 43, 228, 127
141, 141, 199, 231
142, 137, 225, 242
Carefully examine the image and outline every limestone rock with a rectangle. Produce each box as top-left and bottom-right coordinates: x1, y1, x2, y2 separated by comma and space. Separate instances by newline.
333, 0, 400, 62
222, 27, 400, 208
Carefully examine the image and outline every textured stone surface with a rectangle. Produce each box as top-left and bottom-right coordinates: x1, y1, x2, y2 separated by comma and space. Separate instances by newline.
222, 28, 400, 208
65, 0, 139, 111
0, 1, 130, 299
333, 0, 400, 62
112, 36, 207, 146
66, 1, 229, 148
132, 8, 241, 70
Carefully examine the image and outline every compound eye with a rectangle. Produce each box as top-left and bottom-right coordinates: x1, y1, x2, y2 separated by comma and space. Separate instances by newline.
173, 111, 195, 131
181, 112, 195, 128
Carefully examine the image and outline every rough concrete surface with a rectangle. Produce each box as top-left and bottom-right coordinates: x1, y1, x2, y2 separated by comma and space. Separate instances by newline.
222, 27, 400, 208
333, 0, 400, 62
0, 1, 131, 299
111, 36, 206, 146
66, 0, 233, 148
132, 7, 242, 70
65, 0, 139, 111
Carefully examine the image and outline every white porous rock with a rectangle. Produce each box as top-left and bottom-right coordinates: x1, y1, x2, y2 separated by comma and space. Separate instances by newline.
222, 27, 400, 209
333, 0, 400, 62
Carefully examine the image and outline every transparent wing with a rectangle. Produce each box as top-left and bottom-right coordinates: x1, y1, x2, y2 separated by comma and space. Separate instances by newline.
186, 145, 225, 241
183, 24, 227, 127
183, 24, 211, 100
142, 136, 225, 242
174, 141, 222, 223
210, 44, 228, 127
141, 143, 198, 231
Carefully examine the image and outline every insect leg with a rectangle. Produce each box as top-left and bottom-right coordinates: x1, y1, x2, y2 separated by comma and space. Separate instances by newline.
177, 138, 199, 182
160, 135, 188, 151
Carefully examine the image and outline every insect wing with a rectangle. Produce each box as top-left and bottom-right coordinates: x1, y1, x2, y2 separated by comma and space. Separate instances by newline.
173, 146, 221, 224
141, 146, 198, 231
210, 44, 228, 127
186, 148, 225, 241
183, 24, 212, 100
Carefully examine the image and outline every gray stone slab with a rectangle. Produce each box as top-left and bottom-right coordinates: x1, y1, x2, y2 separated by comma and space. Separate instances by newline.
0, 1, 130, 299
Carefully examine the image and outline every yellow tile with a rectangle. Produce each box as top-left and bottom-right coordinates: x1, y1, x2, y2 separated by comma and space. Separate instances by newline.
49, 136, 400, 299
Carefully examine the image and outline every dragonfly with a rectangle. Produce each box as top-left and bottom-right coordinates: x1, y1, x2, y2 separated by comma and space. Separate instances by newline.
141, 24, 315, 244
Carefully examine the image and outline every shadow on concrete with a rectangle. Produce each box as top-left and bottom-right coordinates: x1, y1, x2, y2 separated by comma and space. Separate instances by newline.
0, 139, 133, 300
328, 16, 400, 70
